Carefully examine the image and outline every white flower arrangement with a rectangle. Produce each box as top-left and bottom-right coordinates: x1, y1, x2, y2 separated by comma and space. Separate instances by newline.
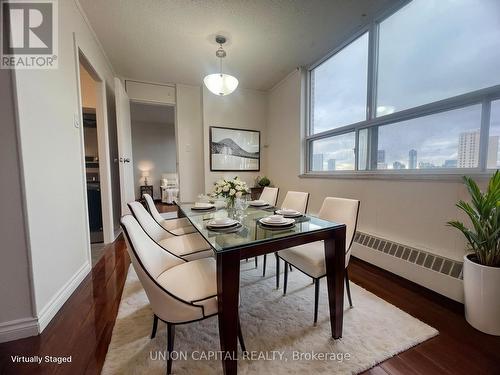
212, 177, 249, 206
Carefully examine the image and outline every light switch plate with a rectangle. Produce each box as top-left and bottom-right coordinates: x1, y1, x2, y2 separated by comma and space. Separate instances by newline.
74, 114, 80, 128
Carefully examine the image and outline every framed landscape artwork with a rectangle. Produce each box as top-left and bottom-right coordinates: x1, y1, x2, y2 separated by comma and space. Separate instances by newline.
209, 126, 260, 171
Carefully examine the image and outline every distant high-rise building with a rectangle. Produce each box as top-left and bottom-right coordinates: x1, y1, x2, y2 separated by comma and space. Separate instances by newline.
378, 150, 386, 163
312, 154, 323, 171
444, 159, 457, 168
327, 159, 336, 171
376, 150, 387, 169
458, 130, 480, 168
393, 161, 406, 169
487, 136, 499, 169
409, 149, 417, 169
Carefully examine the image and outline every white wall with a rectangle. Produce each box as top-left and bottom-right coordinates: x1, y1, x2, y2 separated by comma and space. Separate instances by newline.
131, 120, 177, 200
0, 69, 37, 342
12, 0, 116, 333
176, 84, 205, 202
267, 69, 476, 301
202, 86, 268, 193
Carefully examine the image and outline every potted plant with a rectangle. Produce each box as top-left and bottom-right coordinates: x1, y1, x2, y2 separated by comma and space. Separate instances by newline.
257, 176, 271, 187
447, 170, 500, 335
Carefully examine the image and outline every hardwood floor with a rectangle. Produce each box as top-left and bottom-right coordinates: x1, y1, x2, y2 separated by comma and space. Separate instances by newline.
0, 237, 130, 375
353, 259, 500, 375
1, 205, 499, 374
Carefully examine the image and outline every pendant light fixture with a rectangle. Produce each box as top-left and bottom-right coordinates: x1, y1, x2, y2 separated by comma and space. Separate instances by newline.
203, 36, 239, 96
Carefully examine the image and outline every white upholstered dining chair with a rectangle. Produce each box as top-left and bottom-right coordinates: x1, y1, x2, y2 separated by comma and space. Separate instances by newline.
262, 191, 310, 277
120, 215, 245, 374
128, 202, 213, 261
259, 187, 279, 206
276, 197, 360, 324
143, 193, 196, 235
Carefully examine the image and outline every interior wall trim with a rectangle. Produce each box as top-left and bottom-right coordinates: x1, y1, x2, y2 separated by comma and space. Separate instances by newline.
0, 317, 38, 344
37, 261, 91, 332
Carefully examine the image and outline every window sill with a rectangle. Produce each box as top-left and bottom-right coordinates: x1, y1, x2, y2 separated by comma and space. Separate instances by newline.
299, 170, 496, 182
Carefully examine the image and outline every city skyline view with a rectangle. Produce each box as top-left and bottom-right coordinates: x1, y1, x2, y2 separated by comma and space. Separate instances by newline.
312, 98, 500, 171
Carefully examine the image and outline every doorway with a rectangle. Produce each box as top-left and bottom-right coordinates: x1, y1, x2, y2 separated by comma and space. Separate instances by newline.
79, 61, 106, 265
130, 102, 178, 204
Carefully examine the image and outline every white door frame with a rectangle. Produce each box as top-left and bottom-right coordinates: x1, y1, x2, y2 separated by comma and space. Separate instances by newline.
73, 34, 116, 254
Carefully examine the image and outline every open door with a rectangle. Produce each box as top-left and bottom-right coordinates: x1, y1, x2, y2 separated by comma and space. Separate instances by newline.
114, 78, 135, 214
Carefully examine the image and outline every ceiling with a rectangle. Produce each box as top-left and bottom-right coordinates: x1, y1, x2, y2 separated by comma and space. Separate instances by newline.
79, 0, 397, 91
130, 102, 175, 125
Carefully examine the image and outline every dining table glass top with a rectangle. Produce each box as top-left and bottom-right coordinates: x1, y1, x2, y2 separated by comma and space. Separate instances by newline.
178, 203, 343, 253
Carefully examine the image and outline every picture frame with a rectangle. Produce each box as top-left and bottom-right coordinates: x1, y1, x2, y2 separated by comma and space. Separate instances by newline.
209, 126, 260, 171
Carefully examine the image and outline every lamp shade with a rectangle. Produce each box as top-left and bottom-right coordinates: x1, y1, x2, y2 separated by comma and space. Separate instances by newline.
142, 170, 150, 177
203, 73, 239, 96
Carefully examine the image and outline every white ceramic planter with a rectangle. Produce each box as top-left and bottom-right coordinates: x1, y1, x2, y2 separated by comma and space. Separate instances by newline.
463, 254, 500, 335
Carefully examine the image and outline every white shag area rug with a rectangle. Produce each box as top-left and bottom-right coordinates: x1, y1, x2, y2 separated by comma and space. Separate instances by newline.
102, 257, 438, 374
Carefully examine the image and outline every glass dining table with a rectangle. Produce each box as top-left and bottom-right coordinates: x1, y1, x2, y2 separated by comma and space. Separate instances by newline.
178, 203, 347, 375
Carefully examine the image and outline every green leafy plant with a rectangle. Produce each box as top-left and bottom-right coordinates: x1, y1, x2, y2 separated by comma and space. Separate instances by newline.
447, 170, 500, 267
258, 176, 271, 187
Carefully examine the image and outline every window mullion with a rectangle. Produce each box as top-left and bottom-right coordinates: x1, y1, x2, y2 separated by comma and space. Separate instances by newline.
366, 22, 379, 170
479, 100, 492, 171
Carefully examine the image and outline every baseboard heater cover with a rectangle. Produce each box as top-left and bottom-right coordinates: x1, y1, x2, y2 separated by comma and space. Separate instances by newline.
354, 232, 463, 280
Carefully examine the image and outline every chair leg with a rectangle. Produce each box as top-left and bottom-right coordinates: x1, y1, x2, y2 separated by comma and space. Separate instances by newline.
166, 323, 175, 375
237, 316, 246, 352
262, 254, 267, 277
254, 256, 258, 268
283, 261, 289, 295
314, 278, 320, 325
151, 314, 158, 339
345, 268, 353, 308
275, 253, 280, 289
289, 263, 293, 272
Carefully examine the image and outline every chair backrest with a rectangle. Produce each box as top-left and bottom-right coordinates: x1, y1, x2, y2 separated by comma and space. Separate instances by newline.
121, 215, 202, 322
121, 215, 184, 278
259, 187, 279, 206
318, 197, 360, 263
281, 191, 310, 214
143, 193, 165, 223
128, 201, 170, 241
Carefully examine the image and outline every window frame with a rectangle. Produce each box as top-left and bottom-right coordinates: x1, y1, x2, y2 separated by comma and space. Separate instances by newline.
304, 0, 500, 178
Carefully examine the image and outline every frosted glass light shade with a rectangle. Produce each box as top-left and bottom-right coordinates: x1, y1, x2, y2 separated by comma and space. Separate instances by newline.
203, 73, 239, 96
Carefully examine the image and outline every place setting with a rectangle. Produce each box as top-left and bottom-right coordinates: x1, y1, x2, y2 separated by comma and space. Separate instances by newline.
190, 202, 216, 211
249, 199, 271, 208
258, 214, 296, 230
205, 217, 243, 233
274, 207, 303, 218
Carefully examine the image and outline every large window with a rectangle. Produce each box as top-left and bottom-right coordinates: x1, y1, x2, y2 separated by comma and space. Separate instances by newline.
311, 33, 369, 134
306, 0, 500, 174
377, 0, 500, 114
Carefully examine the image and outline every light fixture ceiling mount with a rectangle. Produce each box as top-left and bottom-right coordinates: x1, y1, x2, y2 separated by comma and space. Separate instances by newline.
203, 35, 239, 96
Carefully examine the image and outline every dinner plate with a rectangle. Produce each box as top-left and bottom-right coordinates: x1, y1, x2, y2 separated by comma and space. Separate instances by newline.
259, 217, 295, 226
191, 204, 215, 211
275, 209, 302, 218
259, 222, 295, 230
206, 218, 239, 228
207, 223, 242, 233
249, 200, 269, 207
